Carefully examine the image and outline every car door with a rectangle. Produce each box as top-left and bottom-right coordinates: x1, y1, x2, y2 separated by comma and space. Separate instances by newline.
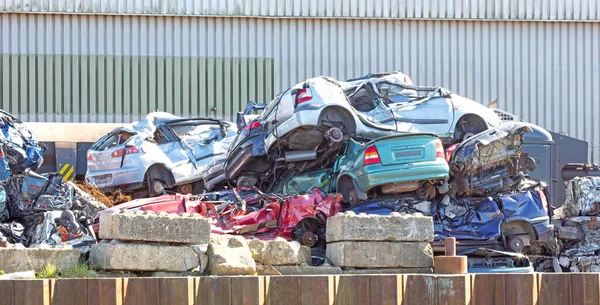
167, 120, 231, 177
155, 124, 198, 182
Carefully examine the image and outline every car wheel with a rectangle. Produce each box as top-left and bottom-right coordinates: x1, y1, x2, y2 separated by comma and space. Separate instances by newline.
177, 183, 193, 194
454, 115, 487, 142
148, 180, 165, 197
507, 235, 526, 253
586, 202, 600, 216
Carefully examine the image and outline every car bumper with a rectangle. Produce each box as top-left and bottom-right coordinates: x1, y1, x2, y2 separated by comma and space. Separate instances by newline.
86, 166, 146, 192
265, 108, 324, 150
353, 160, 449, 193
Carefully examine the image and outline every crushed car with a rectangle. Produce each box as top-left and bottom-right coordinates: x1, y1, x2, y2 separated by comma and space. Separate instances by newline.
94, 187, 343, 263
447, 122, 537, 198
86, 112, 237, 196
348, 180, 552, 253
225, 72, 500, 189
271, 133, 450, 206
0, 110, 45, 174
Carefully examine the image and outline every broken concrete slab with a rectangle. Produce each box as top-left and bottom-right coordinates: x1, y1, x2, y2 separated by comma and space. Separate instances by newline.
248, 238, 311, 266
326, 211, 434, 243
270, 263, 342, 275
342, 268, 433, 274
326, 241, 433, 268
207, 235, 256, 275
0, 247, 81, 273
89, 241, 206, 272
99, 210, 210, 244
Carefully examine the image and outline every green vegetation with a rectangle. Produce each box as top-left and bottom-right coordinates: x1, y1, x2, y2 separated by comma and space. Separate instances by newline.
35, 262, 98, 279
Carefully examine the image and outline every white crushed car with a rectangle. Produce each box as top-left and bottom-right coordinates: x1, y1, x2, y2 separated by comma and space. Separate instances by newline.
85, 112, 237, 196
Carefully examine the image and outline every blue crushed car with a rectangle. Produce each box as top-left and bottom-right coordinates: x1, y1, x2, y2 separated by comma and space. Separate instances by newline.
347, 180, 553, 253
0, 110, 44, 174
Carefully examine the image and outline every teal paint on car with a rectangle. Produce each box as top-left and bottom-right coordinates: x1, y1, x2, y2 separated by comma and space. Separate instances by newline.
271, 133, 450, 206
334, 133, 450, 205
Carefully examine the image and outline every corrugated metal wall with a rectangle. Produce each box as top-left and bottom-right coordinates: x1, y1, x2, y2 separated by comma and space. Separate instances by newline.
0, 54, 273, 122
0, 10, 598, 162
1, 0, 600, 21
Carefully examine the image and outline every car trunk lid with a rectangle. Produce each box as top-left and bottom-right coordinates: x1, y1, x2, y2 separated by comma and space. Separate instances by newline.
372, 133, 438, 166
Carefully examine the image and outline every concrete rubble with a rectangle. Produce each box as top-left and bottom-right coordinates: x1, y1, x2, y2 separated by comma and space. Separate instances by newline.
248, 237, 311, 266
0, 246, 81, 273
207, 235, 256, 275
326, 211, 434, 242
99, 210, 211, 244
90, 240, 206, 272
256, 263, 342, 275
325, 211, 434, 273
91, 211, 209, 273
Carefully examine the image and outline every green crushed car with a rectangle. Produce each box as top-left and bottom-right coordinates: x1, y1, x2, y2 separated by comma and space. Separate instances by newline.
272, 133, 450, 205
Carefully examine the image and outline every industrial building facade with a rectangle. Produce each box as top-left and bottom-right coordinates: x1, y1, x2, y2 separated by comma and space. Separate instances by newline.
0, 0, 599, 162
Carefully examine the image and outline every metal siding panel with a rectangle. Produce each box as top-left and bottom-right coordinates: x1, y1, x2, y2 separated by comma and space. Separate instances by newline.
97, 55, 106, 122
190, 56, 199, 116
106, 55, 115, 122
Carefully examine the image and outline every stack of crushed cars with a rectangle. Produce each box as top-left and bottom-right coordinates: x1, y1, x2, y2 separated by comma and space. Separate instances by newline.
0, 111, 106, 253
92, 72, 555, 272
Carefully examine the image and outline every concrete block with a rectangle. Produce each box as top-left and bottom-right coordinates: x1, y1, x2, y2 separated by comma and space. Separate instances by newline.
326, 241, 433, 268
248, 237, 311, 266
274, 264, 343, 275
326, 211, 434, 242
99, 210, 210, 244
342, 268, 433, 274
208, 235, 256, 275
0, 247, 81, 273
89, 241, 206, 272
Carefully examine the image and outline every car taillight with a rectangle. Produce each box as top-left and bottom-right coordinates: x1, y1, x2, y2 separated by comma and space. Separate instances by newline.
111, 147, 139, 158
364, 145, 381, 165
245, 120, 261, 131
444, 143, 458, 162
538, 189, 549, 211
435, 139, 444, 159
87, 153, 93, 161
0, 149, 4, 158
296, 88, 313, 105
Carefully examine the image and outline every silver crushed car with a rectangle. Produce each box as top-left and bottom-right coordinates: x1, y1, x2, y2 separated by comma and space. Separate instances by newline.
85, 112, 237, 196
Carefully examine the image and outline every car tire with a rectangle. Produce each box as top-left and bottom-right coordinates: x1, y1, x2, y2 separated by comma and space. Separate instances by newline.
507, 235, 526, 253
148, 180, 166, 197
454, 115, 487, 142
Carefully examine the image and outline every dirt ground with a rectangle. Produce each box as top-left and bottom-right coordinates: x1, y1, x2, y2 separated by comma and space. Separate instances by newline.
75, 182, 131, 207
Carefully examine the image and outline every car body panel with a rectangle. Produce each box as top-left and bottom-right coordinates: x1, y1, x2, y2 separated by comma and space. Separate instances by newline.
86, 112, 237, 192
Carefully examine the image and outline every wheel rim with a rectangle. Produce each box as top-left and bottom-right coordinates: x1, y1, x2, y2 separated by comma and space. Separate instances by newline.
509, 236, 524, 252
150, 180, 165, 195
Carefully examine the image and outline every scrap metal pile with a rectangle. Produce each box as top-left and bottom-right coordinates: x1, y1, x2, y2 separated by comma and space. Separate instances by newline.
86, 72, 566, 272
0, 111, 107, 252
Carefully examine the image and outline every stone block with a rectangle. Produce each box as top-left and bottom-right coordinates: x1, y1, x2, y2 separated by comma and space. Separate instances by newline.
248, 237, 311, 266
326, 241, 433, 268
326, 211, 434, 242
207, 235, 256, 275
99, 210, 210, 244
274, 263, 343, 275
89, 241, 206, 272
342, 268, 433, 274
0, 247, 81, 273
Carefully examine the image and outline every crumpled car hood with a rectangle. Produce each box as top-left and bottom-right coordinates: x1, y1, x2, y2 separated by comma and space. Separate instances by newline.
448, 122, 535, 197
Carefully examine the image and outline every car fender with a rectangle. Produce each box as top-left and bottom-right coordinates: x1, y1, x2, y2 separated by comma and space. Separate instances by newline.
335, 173, 368, 200
450, 95, 502, 133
